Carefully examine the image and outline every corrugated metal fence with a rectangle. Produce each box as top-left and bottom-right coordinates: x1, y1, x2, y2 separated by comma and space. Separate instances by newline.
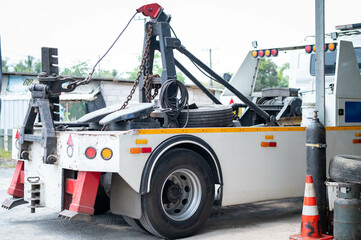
0, 98, 29, 151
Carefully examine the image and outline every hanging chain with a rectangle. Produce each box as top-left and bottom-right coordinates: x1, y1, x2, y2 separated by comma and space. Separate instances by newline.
118, 24, 153, 111
144, 74, 161, 102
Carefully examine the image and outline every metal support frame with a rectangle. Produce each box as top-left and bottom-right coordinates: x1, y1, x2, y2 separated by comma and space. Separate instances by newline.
19, 48, 75, 164
139, 7, 274, 125
139, 9, 178, 103
176, 45, 273, 124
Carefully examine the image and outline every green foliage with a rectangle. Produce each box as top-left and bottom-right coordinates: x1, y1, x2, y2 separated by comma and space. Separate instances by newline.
13, 56, 41, 73
127, 52, 186, 83
2, 58, 9, 72
61, 62, 90, 77
254, 59, 289, 92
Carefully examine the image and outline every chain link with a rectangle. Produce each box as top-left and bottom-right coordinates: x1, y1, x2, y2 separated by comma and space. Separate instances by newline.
118, 24, 153, 110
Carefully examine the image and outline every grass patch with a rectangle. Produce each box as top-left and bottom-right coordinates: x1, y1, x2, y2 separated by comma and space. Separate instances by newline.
0, 149, 15, 168
0, 149, 12, 160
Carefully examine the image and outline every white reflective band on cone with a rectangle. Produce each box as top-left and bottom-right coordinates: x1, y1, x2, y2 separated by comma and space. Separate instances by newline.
304, 183, 316, 197
302, 205, 319, 216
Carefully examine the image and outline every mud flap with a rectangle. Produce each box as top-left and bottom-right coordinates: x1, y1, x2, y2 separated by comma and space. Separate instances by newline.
1, 197, 27, 210
58, 209, 91, 222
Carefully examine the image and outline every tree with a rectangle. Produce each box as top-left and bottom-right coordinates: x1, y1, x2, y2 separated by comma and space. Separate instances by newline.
2, 58, 9, 72
127, 52, 186, 83
13, 56, 41, 73
254, 59, 289, 92
61, 62, 90, 76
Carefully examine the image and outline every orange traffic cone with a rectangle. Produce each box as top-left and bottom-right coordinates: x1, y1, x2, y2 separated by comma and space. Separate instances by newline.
290, 175, 333, 240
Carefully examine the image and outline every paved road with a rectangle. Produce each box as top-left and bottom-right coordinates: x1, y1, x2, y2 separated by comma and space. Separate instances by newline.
0, 167, 302, 239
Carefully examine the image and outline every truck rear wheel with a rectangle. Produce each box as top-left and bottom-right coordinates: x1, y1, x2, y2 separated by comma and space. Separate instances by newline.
140, 148, 215, 239
123, 216, 148, 234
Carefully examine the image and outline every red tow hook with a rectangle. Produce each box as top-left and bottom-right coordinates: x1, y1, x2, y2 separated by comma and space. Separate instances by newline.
137, 3, 162, 19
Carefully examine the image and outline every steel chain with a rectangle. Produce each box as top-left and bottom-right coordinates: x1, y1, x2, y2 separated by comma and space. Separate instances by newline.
118, 24, 153, 110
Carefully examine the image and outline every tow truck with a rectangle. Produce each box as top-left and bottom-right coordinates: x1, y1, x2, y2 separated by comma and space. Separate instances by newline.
2, 4, 361, 239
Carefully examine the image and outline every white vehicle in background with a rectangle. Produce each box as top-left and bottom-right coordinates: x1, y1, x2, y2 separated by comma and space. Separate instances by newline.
2, 3, 361, 237
222, 23, 361, 127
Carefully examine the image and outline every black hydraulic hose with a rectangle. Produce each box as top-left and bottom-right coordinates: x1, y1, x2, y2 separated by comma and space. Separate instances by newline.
177, 45, 272, 123
174, 58, 222, 105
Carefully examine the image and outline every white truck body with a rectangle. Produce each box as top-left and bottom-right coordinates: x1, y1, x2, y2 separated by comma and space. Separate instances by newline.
12, 39, 361, 207
6, 22, 361, 239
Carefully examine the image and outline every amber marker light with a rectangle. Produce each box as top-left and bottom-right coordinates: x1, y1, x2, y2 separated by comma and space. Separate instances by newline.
101, 148, 113, 160
136, 139, 148, 144
252, 50, 258, 58
130, 148, 141, 154
265, 49, 271, 57
328, 43, 336, 51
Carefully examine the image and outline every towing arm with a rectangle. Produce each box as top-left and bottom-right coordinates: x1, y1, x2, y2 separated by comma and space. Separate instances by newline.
136, 4, 275, 125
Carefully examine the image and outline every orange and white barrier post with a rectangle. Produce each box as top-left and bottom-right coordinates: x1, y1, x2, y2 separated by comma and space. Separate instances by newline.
290, 175, 333, 240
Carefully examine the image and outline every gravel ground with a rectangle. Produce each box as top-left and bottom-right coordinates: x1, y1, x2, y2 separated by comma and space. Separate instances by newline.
0, 166, 302, 239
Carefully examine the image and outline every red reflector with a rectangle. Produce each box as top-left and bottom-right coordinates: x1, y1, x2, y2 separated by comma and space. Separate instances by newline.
15, 130, 19, 139
85, 147, 96, 159
269, 142, 277, 147
258, 50, 264, 57
353, 139, 360, 144
67, 134, 74, 146
141, 147, 152, 153
305, 45, 312, 53
271, 49, 278, 56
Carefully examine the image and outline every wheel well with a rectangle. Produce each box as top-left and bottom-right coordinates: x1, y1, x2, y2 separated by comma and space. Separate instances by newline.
171, 143, 221, 185
140, 135, 223, 197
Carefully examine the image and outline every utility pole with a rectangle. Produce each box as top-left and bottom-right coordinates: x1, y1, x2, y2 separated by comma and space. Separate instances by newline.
315, 0, 325, 124
209, 48, 213, 87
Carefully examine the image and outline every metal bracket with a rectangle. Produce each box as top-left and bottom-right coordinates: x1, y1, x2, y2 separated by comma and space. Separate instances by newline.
58, 209, 91, 222
306, 143, 327, 148
19, 48, 75, 164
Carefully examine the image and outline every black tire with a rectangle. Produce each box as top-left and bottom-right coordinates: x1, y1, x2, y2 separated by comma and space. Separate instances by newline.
329, 155, 361, 183
123, 216, 149, 234
140, 148, 215, 239
178, 105, 233, 128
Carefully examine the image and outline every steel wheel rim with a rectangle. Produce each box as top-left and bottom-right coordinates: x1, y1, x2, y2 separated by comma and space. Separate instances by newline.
161, 168, 202, 221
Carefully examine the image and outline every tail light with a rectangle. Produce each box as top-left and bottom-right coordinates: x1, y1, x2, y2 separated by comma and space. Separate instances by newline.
85, 147, 97, 159
252, 49, 279, 58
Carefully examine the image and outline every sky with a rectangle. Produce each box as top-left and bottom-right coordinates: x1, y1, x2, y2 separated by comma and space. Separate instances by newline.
1, 0, 361, 82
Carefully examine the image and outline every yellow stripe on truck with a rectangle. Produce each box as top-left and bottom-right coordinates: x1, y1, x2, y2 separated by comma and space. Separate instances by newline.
137, 126, 361, 135
137, 127, 306, 135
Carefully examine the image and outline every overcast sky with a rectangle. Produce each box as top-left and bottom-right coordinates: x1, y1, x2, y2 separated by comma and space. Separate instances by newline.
1, 0, 361, 81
